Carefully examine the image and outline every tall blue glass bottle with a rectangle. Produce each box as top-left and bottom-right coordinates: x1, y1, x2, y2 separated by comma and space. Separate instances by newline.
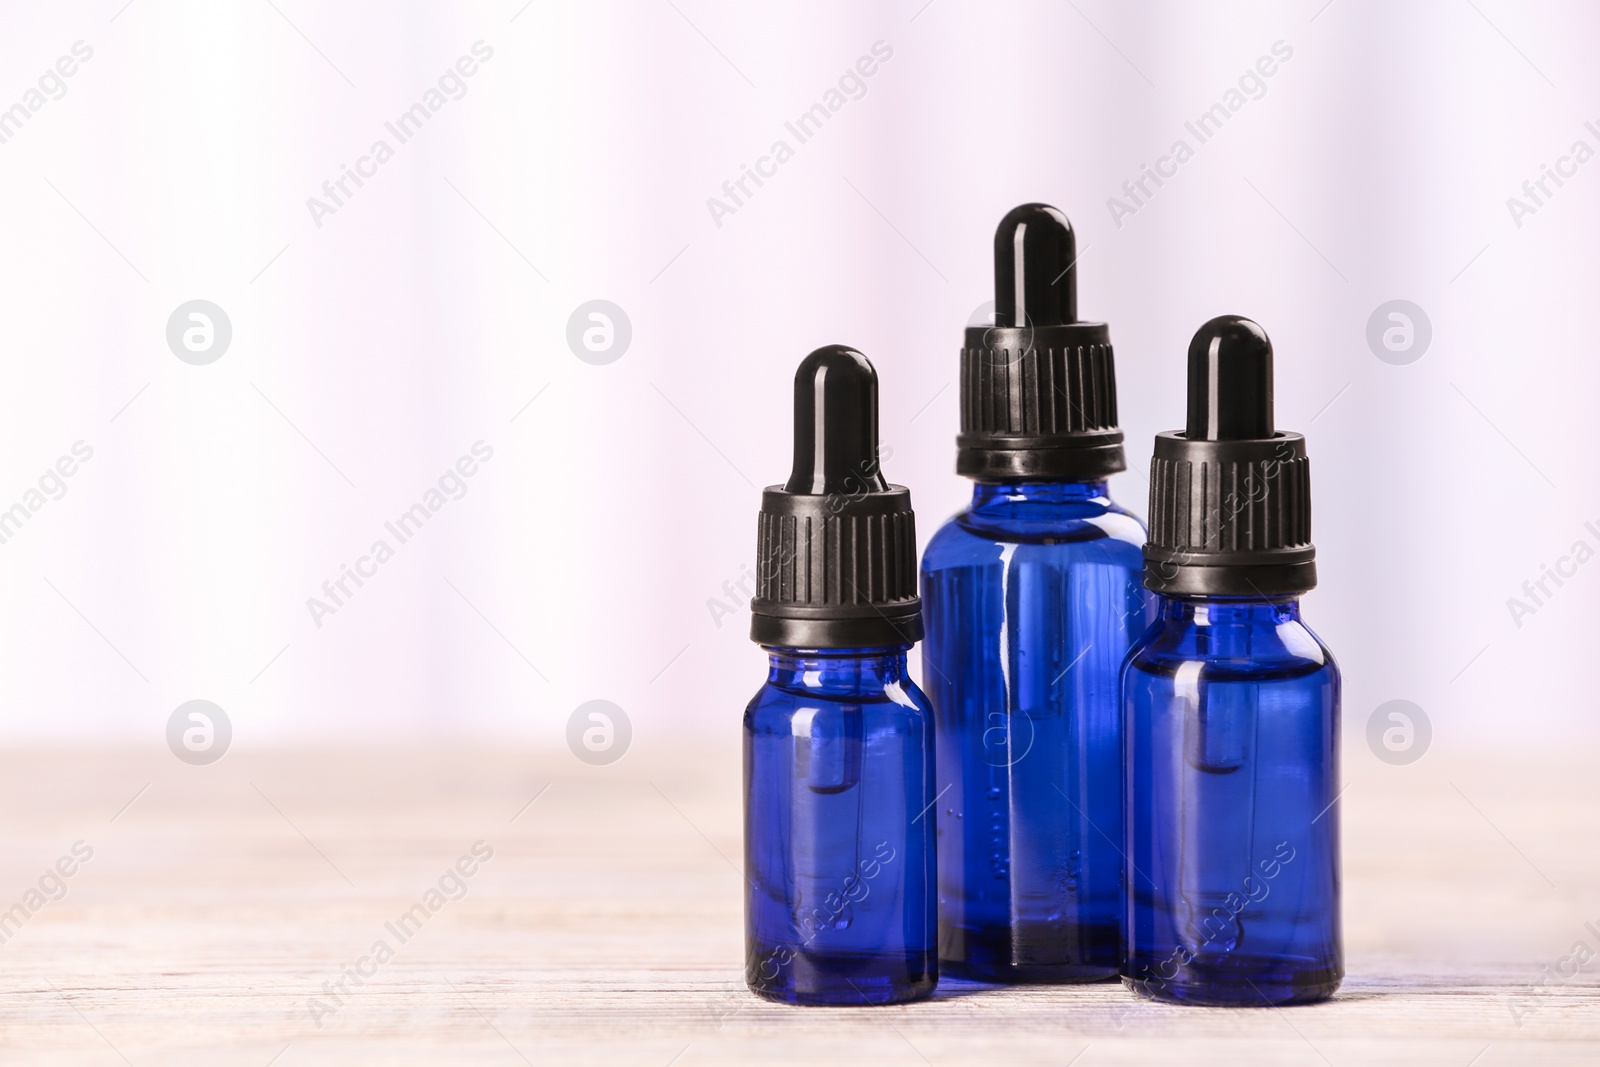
1123, 316, 1342, 1006
922, 205, 1152, 983
745, 346, 936, 1006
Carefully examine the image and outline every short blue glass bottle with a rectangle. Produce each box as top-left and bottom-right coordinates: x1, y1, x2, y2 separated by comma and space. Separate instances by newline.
923, 480, 1149, 982
744, 345, 935, 1006
745, 646, 936, 1005
1123, 597, 1341, 1005
1122, 316, 1343, 1007
922, 204, 1151, 983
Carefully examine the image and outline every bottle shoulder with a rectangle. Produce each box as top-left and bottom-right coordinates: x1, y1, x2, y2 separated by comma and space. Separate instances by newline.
1126, 614, 1340, 683
923, 504, 1146, 568
744, 673, 934, 721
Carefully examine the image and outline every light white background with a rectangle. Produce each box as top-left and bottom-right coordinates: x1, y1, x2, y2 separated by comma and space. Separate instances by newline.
0, 0, 1593, 756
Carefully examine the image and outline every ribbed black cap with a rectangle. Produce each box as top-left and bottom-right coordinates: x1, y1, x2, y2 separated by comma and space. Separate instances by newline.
1144, 316, 1316, 597
750, 346, 922, 648
958, 204, 1125, 481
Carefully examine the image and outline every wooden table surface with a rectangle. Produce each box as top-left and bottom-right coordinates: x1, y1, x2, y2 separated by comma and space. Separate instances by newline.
0, 739, 1594, 1065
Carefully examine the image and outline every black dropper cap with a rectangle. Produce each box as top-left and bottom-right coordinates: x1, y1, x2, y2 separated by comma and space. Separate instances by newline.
750, 346, 922, 648
957, 204, 1124, 481
1144, 316, 1316, 597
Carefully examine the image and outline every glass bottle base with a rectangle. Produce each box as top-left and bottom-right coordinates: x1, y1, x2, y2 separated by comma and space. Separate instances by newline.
1122, 956, 1341, 1006
940, 922, 1119, 984
943, 958, 1118, 985
746, 947, 936, 1006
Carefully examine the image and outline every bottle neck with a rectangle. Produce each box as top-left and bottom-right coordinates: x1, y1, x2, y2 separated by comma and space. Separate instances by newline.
765, 646, 911, 693
1160, 596, 1303, 627
970, 479, 1111, 509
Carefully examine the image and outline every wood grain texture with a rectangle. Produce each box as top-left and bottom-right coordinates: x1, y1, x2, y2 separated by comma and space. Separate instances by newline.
0, 741, 1594, 1065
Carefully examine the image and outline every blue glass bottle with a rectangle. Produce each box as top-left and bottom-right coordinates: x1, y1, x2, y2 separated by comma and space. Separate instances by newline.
1123, 597, 1340, 1004
744, 345, 935, 1006
922, 205, 1151, 982
1123, 316, 1342, 1006
923, 481, 1149, 981
744, 646, 936, 1005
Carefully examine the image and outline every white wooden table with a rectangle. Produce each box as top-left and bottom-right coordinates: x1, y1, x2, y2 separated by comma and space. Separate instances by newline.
0, 741, 1593, 1064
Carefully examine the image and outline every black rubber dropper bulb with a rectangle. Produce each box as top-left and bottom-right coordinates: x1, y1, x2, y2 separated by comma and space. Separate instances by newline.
1186, 315, 1274, 441
784, 345, 888, 495
993, 203, 1077, 328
